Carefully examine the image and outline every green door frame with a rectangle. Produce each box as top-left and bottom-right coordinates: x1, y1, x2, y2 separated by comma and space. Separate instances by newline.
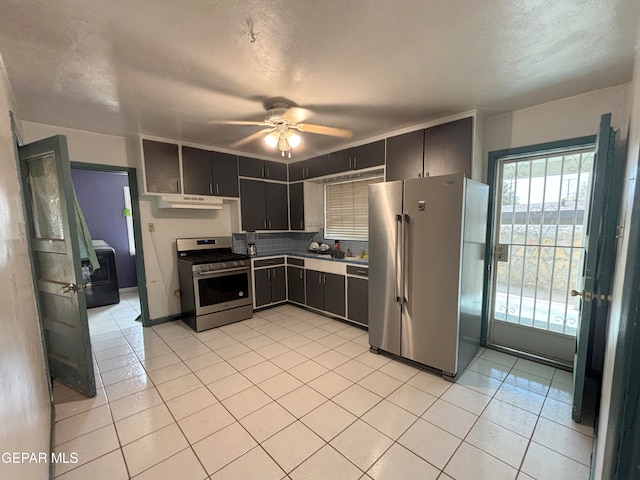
70, 161, 151, 327
482, 135, 597, 346
599, 149, 640, 478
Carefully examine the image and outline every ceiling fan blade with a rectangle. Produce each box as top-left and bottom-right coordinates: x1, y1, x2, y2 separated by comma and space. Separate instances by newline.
209, 120, 269, 126
281, 106, 313, 124
230, 128, 274, 148
296, 123, 353, 138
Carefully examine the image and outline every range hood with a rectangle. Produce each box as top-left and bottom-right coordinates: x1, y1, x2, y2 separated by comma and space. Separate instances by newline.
156, 195, 223, 210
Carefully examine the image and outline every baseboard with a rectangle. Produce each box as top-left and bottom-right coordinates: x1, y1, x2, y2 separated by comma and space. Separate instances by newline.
147, 313, 184, 326
119, 287, 139, 293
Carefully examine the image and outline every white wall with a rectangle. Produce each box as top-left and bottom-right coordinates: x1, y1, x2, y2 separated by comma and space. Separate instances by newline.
22, 122, 236, 320
483, 83, 630, 180
0, 58, 51, 480
593, 42, 640, 478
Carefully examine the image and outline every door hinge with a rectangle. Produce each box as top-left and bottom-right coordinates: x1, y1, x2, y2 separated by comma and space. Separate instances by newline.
616, 224, 625, 239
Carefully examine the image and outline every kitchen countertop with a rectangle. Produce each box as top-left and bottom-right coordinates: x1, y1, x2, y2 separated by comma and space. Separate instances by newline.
248, 249, 369, 265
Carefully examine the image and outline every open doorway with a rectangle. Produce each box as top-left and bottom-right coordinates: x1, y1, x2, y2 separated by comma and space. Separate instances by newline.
70, 162, 150, 332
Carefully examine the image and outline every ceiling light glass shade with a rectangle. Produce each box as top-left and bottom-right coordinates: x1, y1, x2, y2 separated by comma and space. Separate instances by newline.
264, 130, 279, 148
286, 131, 301, 148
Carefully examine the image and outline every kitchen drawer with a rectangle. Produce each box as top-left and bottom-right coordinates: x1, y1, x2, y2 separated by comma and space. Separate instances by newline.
253, 257, 285, 268
347, 265, 368, 277
287, 257, 305, 267
304, 258, 346, 275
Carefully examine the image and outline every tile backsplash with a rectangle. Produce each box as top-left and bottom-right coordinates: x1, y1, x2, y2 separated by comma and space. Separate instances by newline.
233, 230, 369, 257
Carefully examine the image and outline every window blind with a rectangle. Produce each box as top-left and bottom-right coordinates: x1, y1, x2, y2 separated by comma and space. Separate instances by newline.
324, 176, 382, 240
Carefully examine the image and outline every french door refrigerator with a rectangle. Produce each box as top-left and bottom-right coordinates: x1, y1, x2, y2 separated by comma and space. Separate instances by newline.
368, 173, 488, 379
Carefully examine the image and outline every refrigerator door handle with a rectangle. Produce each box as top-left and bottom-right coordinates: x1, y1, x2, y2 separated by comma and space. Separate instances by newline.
395, 214, 402, 303
403, 213, 410, 304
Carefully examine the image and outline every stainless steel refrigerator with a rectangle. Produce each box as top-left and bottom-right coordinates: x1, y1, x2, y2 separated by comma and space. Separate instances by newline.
368, 173, 488, 380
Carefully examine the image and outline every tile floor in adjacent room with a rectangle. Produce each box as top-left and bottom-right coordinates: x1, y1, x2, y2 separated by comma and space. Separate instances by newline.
52, 294, 593, 480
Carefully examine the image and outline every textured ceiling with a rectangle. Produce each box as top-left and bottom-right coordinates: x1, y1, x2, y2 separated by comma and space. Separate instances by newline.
1, 0, 639, 159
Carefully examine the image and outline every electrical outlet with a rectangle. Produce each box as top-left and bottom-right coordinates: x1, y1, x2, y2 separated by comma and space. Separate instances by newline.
148, 223, 155, 232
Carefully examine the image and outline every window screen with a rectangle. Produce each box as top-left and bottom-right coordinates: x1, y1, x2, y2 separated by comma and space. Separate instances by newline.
324, 176, 382, 240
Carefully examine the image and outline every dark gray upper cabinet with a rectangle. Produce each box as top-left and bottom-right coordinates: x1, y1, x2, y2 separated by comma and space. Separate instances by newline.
182, 146, 212, 195
265, 183, 289, 230
354, 140, 385, 170
240, 179, 288, 231
423, 117, 473, 178
289, 155, 329, 181
182, 147, 239, 197
385, 130, 425, 181
289, 182, 304, 231
287, 266, 305, 304
266, 161, 288, 181
211, 151, 239, 197
347, 276, 368, 325
328, 140, 386, 174
142, 139, 181, 193
327, 149, 352, 174
239, 156, 288, 181
240, 179, 266, 231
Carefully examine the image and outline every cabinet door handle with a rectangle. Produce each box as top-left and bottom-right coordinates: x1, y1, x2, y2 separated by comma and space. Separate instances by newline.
353, 156, 357, 168
266, 167, 270, 178
209, 183, 213, 195
261, 167, 265, 178
269, 220, 272, 229
300, 220, 303, 229
268, 269, 271, 279
264, 220, 267, 229
216, 184, 219, 195
299, 270, 303, 280
318, 273, 322, 284
349, 157, 352, 169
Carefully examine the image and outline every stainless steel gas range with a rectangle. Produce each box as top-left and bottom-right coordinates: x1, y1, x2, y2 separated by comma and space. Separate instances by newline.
177, 237, 253, 332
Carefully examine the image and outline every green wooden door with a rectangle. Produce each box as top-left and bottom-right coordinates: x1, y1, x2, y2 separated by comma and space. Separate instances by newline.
573, 113, 620, 422
19, 135, 96, 397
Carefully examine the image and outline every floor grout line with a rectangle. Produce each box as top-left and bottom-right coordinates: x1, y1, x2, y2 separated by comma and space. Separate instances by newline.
54, 298, 592, 479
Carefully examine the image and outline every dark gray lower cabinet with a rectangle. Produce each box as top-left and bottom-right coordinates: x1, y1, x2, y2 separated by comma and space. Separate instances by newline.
255, 266, 286, 307
347, 277, 368, 325
287, 266, 305, 304
305, 270, 324, 311
305, 269, 345, 317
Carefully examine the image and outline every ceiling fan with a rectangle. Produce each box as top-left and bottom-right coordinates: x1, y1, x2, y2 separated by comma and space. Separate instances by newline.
211, 101, 353, 158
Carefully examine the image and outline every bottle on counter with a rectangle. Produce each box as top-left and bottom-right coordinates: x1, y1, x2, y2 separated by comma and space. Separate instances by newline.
360, 247, 366, 258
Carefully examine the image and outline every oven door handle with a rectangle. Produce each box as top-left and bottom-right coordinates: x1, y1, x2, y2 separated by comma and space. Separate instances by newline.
194, 267, 250, 277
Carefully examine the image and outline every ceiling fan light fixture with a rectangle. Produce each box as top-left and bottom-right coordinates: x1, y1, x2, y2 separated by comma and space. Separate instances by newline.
264, 130, 279, 148
285, 130, 301, 148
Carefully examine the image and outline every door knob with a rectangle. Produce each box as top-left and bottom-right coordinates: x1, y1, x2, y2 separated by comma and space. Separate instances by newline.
62, 283, 78, 293
62, 282, 91, 293
571, 290, 593, 301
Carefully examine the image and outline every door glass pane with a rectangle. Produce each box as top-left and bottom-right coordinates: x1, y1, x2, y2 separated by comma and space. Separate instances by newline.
27, 154, 64, 240
492, 149, 594, 337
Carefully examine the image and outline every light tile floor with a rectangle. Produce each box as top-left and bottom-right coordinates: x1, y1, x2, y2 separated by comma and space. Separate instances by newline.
52, 294, 593, 480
